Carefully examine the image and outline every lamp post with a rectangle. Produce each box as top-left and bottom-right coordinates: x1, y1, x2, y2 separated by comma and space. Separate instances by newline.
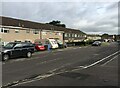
40, 29, 42, 39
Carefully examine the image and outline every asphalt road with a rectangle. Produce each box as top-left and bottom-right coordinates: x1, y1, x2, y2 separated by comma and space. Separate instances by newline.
2, 42, 119, 87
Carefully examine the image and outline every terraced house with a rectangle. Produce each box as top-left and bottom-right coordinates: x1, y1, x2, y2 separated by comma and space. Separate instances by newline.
0, 16, 86, 45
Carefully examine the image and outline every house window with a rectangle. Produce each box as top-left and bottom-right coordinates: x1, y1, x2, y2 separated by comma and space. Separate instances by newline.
72, 34, 74, 37
42, 31, 47, 35
26, 29, 30, 33
58, 33, 61, 35
33, 29, 39, 34
49, 31, 53, 34
15, 29, 19, 33
0, 28, 3, 33
65, 33, 67, 37
69, 33, 71, 37
2, 28, 10, 33
75, 34, 77, 37
54, 32, 57, 35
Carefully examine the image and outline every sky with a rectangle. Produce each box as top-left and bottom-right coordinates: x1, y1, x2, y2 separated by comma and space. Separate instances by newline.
0, 0, 119, 35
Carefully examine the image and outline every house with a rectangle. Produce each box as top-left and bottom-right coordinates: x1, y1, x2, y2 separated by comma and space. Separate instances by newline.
86, 34, 101, 41
0, 16, 86, 45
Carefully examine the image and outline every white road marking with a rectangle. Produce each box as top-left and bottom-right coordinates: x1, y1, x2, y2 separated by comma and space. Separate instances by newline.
3, 50, 120, 87
101, 54, 119, 66
94, 54, 99, 56
78, 50, 120, 69
3, 49, 120, 87
49, 63, 72, 73
5, 63, 73, 87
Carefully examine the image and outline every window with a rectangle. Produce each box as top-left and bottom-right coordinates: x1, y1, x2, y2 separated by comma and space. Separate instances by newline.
1, 28, 3, 32
72, 34, 74, 37
50, 32, 52, 34
0, 28, 3, 33
1, 28, 9, 33
42, 32, 47, 35
33, 29, 39, 34
55, 32, 57, 35
58, 33, 61, 35
69, 33, 71, 37
75, 34, 77, 37
65, 33, 67, 37
4, 30, 9, 33
51, 41, 54, 44
26, 29, 30, 33
54, 32, 59, 35
15, 29, 19, 33
14, 44, 23, 49
4, 43, 16, 49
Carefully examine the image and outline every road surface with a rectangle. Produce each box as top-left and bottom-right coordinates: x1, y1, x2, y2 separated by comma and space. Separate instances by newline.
2, 42, 119, 87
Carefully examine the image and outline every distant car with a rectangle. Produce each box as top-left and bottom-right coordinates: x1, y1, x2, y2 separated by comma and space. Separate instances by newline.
92, 41, 101, 46
34, 43, 46, 51
1, 42, 35, 61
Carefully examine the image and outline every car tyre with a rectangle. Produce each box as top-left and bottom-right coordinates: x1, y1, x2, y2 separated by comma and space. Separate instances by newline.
26, 52, 32, 58
3, 54, 9, 61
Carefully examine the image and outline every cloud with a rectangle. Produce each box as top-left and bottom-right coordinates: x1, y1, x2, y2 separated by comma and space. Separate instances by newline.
1, 2, 119, 35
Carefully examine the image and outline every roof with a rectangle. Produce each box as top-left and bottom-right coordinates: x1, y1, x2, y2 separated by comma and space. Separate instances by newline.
87, 34, 101, 37
0, 16, 86, 34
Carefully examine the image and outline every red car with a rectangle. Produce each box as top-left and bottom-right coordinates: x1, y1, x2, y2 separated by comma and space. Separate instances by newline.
34, 43, 45, 51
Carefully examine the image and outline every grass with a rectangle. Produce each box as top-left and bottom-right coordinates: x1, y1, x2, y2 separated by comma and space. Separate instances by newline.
101, 42, 110, 46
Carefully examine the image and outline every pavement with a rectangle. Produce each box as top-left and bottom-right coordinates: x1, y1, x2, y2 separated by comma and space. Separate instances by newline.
1, 42, 119, 87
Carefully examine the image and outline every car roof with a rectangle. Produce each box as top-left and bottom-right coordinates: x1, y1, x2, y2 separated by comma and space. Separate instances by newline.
9, 42, 32, 44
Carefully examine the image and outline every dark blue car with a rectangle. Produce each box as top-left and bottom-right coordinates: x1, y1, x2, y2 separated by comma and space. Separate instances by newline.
1, 42, 35, 61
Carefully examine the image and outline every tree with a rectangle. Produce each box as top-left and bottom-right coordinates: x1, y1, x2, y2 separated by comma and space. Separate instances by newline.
47, 20, 66, 28
101, 33, 109, 39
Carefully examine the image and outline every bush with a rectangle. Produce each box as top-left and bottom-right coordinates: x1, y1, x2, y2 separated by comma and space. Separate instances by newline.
85, 40, 94, 45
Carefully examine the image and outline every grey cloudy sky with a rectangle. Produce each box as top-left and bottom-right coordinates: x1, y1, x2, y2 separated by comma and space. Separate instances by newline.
1, 1, 119, 35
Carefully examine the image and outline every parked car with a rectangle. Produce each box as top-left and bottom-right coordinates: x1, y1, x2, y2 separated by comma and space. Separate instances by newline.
1, 42, 35, 61
56, 40, 67, 48
34, 39, 51, 50
92, 41, 101, 46
34, 43, 46, 51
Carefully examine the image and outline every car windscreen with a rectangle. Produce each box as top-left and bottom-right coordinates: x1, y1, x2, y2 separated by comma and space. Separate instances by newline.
57, 40, 63, 44
93, 41, 100, 44
3, 43, 16, 49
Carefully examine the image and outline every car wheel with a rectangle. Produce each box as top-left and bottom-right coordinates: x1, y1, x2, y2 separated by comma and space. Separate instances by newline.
26, 52, 32, 58
3, 54, 9, 61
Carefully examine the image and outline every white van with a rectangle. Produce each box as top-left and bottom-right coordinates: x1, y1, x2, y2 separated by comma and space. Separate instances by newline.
48, 39, 59, 49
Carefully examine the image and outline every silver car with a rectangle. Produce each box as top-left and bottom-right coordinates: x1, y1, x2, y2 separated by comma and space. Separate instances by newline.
92, 41, 101, 46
